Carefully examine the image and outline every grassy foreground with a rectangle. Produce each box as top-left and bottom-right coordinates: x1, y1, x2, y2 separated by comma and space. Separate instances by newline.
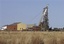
0, 31, 64, 44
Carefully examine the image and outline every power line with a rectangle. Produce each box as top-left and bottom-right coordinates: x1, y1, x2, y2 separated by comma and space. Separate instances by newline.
28, 12, 41, 24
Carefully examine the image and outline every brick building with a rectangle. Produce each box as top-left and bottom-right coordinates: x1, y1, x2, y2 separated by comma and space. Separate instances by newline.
7, 22, 26, 31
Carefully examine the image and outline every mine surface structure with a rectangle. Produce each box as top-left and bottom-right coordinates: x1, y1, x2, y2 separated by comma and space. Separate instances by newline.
39, 5, 49, 31
27, 5, 49, 31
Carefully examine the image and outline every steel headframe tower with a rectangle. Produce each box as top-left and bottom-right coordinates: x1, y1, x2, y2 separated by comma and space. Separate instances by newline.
39, 5, 49, 31
43, 5, 49, 31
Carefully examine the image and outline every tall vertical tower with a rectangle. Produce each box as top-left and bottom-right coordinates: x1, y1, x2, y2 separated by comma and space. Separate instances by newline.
39, 5, 49, 31
43, 5, 49, 30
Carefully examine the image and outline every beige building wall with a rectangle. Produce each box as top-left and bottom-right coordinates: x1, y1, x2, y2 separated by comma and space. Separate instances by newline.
17, 23, 26, 30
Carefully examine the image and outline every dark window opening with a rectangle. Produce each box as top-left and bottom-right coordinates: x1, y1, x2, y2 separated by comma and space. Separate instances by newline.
14, 28, 15, 29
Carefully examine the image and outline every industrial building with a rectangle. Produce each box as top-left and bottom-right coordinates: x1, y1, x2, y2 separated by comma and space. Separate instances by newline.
27, 24, 36, 28
6, 22, 27, 31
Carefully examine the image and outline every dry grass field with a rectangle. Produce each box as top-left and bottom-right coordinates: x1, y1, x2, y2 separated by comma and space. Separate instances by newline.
0, 31, 64, 44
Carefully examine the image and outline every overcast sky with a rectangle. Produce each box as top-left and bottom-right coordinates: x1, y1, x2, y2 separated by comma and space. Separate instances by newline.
0, 0, 64, 28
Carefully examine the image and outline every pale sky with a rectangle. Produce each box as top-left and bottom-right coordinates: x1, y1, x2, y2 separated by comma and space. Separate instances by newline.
0, 0, 64, 28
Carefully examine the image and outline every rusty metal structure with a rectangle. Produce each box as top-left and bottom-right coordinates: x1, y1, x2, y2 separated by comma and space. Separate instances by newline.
27, 5, 49, 31
39, 5, 49, 31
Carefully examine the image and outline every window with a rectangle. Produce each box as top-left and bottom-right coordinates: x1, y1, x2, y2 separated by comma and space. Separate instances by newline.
14, 28, 15, 29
